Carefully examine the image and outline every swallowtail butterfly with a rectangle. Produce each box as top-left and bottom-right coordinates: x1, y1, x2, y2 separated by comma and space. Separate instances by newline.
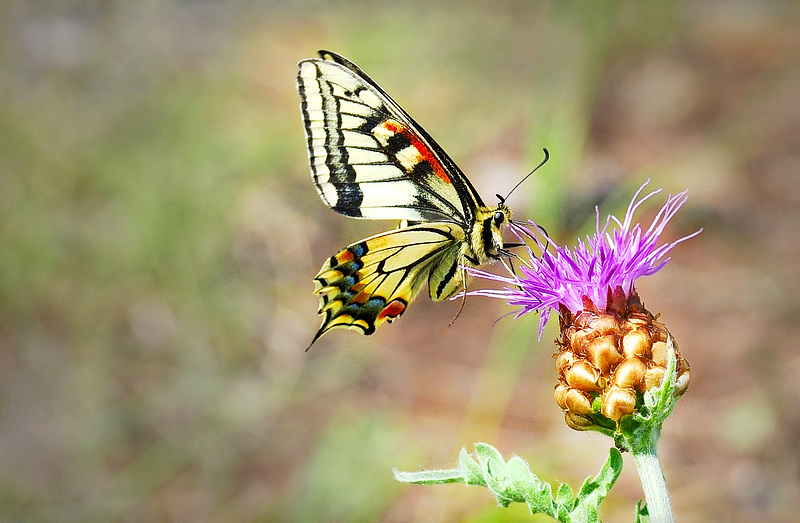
298, 51, 542, 347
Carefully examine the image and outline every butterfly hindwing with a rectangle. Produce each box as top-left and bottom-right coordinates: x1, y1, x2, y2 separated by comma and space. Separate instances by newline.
310, 223, 466, 345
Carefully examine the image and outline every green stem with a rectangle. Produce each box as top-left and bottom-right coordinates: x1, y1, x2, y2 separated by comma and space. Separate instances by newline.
631, 442, 674, 523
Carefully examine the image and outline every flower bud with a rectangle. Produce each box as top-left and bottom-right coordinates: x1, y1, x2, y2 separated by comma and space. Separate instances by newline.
565, 412, 595, 431
555, 350, 575, 374
621, 328, 651, 358
564, 388, 594, 415
651, 341, 668, 367
564, 360, 601, 391
601, 387, 636, 421
612, 357, 647, 391
585, 335, 623, 374
553, 291, 691, 431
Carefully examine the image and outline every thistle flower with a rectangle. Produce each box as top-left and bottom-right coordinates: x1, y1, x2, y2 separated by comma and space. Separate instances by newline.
468, 182, 701, 432
397, 183, 701, 521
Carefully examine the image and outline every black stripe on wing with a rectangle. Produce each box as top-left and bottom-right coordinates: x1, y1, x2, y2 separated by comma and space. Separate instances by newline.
316, 62, 364, 216
317, 50, 486, 222
312, 76, 464, 220
298, 54, 479, 224
309, 224, 463, 346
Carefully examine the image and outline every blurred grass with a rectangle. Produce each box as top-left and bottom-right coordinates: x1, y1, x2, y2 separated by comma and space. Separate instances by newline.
2, 1, 800, 522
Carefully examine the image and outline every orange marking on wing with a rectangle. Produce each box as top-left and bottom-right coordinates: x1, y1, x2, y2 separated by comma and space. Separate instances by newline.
381, 119, 451, 184
336, 250, 355, 263
350, 291, 370, 305
377, 299, 407, 321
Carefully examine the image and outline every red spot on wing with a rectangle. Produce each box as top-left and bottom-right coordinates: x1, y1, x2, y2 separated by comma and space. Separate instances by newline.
378, 298, 407, 321
381, 119, 451, 184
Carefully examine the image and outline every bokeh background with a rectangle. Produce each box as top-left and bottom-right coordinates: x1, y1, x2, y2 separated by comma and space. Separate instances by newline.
2, 1, 800, 521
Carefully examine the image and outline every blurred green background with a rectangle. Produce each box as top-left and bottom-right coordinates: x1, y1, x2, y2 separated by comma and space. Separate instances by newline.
2, 1, 800, 521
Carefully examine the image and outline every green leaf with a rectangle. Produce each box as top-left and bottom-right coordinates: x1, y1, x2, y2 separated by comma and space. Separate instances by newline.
569, 448, 623, 522
392, 446, 488, 486
576, 448, 623, 500
459, 446, 487, 486
508, 456, 556, 517
394, 443, 623, 522
555, 482, 576, 510
392, 467, 465, 485
475, 443, 516, 506
635, 499, 650, 522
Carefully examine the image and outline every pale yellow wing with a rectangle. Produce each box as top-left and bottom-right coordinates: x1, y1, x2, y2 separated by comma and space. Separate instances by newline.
310, 223, 466, 346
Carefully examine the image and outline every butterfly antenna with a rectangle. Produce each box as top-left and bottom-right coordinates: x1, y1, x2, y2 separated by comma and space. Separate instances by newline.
501, 148, 550, 203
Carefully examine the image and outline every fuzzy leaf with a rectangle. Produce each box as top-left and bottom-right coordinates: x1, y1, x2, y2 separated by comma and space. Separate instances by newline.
392, 466, 464, 485
555, 482, 576, 510
508, 456, 556, 516
635, 499, 650, 522
643, 337, 678, 422
475, 443, 516, 506
576, 447, 623, 500
458, 447, 486, 486
395, 443, 622, 522
569, 448, 623, 522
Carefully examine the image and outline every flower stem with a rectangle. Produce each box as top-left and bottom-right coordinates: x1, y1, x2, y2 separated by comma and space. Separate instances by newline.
631, 442, 674, 523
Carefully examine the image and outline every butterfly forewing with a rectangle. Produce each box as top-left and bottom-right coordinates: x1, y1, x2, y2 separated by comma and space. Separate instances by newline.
297, 53, 481, 224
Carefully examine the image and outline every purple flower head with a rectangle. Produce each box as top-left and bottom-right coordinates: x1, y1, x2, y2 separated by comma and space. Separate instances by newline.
468, 182, 702, 340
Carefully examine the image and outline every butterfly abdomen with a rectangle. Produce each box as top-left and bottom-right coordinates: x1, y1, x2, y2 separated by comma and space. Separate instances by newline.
427, 252, 463, 301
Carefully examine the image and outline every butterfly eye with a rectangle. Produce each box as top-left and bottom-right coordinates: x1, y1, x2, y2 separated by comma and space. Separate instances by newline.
493, 211, 505, 226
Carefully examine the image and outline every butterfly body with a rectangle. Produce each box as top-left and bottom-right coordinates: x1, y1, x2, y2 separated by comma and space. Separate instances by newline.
297, 51, 511, 346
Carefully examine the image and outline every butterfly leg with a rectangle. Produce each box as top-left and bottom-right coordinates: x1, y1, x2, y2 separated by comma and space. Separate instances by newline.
449, 266, 469, 327
500, 255, 517, 279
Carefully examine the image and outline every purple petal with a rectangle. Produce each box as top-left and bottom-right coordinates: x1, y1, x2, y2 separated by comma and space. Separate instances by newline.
467, 181, 702, 340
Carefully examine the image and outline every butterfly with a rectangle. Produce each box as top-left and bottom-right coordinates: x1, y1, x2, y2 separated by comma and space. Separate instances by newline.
297, 51, 547, 348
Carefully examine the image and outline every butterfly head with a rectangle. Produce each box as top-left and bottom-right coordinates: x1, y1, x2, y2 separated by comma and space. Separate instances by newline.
470, 202, 511, 263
